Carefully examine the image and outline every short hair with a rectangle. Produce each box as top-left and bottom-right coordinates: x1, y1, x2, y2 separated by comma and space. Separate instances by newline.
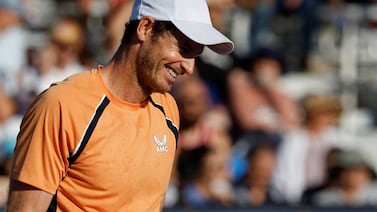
120, 20, 176, 45
177, 146, 211, 182
246, 141, 277, 163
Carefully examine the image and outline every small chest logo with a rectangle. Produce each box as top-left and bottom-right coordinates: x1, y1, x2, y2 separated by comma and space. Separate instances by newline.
153, 134, 168, 153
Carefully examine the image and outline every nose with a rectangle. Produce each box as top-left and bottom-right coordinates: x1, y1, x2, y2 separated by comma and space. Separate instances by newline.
181, 58, 196, 75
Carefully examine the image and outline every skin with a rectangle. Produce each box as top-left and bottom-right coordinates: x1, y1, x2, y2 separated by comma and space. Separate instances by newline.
7, 16, 204, 211
227, 58, 300, 133
247, 147, 276, 206
102, 17, 203, 103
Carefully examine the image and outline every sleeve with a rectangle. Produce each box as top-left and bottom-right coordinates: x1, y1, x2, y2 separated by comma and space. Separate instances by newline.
10, 90, 71, 195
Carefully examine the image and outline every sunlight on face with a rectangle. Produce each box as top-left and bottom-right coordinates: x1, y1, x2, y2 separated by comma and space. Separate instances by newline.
136, 25, 204, 94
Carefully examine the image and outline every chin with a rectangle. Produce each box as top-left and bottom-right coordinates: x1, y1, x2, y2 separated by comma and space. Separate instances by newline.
157, 83, 174, 93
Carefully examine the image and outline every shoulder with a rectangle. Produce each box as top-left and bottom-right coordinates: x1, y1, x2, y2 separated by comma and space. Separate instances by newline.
51, 70, 98, 90
26, 70, 103, 116
40, 70, 100, 101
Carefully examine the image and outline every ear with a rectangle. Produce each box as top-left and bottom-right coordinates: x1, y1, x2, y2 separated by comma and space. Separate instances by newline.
136, 16, 155, 41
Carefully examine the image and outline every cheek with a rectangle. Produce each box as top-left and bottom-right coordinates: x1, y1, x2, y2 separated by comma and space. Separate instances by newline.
158, 41, 183, 61
137, 43, 163, 76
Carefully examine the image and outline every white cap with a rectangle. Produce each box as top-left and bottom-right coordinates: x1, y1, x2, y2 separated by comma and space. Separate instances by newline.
130, 0, 234, 55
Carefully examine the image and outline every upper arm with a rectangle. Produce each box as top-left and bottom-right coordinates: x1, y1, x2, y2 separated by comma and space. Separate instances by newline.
11, 90, 71, 195
7, 179, 53, 212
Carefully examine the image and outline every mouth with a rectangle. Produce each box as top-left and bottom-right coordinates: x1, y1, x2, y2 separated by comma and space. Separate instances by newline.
166, 66, 178, 78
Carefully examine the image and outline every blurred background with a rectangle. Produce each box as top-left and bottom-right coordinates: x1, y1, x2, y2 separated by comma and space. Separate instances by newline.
1, 0, 377, 211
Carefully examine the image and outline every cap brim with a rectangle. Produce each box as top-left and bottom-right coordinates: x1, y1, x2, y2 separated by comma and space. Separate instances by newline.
172, 21, 234, 55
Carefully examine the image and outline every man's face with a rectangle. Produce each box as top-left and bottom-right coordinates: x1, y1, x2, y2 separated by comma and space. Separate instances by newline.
136, 24, 204, 93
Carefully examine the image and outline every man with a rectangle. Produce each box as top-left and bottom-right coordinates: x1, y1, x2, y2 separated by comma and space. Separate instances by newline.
6, 0, 233, 211
0, 0, 27, 96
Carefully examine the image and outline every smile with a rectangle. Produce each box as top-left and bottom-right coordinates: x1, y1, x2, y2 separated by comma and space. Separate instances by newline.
167, 67, 178, 78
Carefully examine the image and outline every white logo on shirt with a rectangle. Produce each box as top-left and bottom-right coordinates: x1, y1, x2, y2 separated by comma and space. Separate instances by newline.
153, 134, 168, 153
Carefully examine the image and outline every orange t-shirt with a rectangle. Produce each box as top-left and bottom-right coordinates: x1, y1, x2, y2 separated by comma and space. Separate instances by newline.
11, 68, 179, 211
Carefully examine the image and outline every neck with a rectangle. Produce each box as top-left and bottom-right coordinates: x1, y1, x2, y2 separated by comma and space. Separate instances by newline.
306, 121, 324, 136
101, 45, 149, 103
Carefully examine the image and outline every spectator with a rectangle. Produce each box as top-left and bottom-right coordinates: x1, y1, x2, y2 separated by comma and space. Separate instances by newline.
34, 17, 85, 94
0, 0, 27, 96
167, 75, 210, 207
172, 75, 213, 132
173, 74, 233, 150
167, 75, 213, 208
308, 0, 363, 73
102, 0, 134, 64
165, 105, 233, 208
168, 74, 234, 208
301, 147, 343, 205
0, 82, 21, 166
312, 149, 377, 207
0, 81, 17, 130
0, 82, 21, 208
227, 47, 300, 142
173, 74, 234, 208
226, 0, 276, 65
271, 93, 343, 204
251, 0, 319, 72
177, 145, 234, 208
234, 141, 279, 207
17, 43, 58, 114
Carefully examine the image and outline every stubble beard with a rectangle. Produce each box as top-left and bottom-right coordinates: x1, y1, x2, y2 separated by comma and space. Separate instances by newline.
136, 43, 168, 94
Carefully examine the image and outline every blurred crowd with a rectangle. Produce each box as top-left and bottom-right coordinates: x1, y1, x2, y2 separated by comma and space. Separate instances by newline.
1, 0, 377, 210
